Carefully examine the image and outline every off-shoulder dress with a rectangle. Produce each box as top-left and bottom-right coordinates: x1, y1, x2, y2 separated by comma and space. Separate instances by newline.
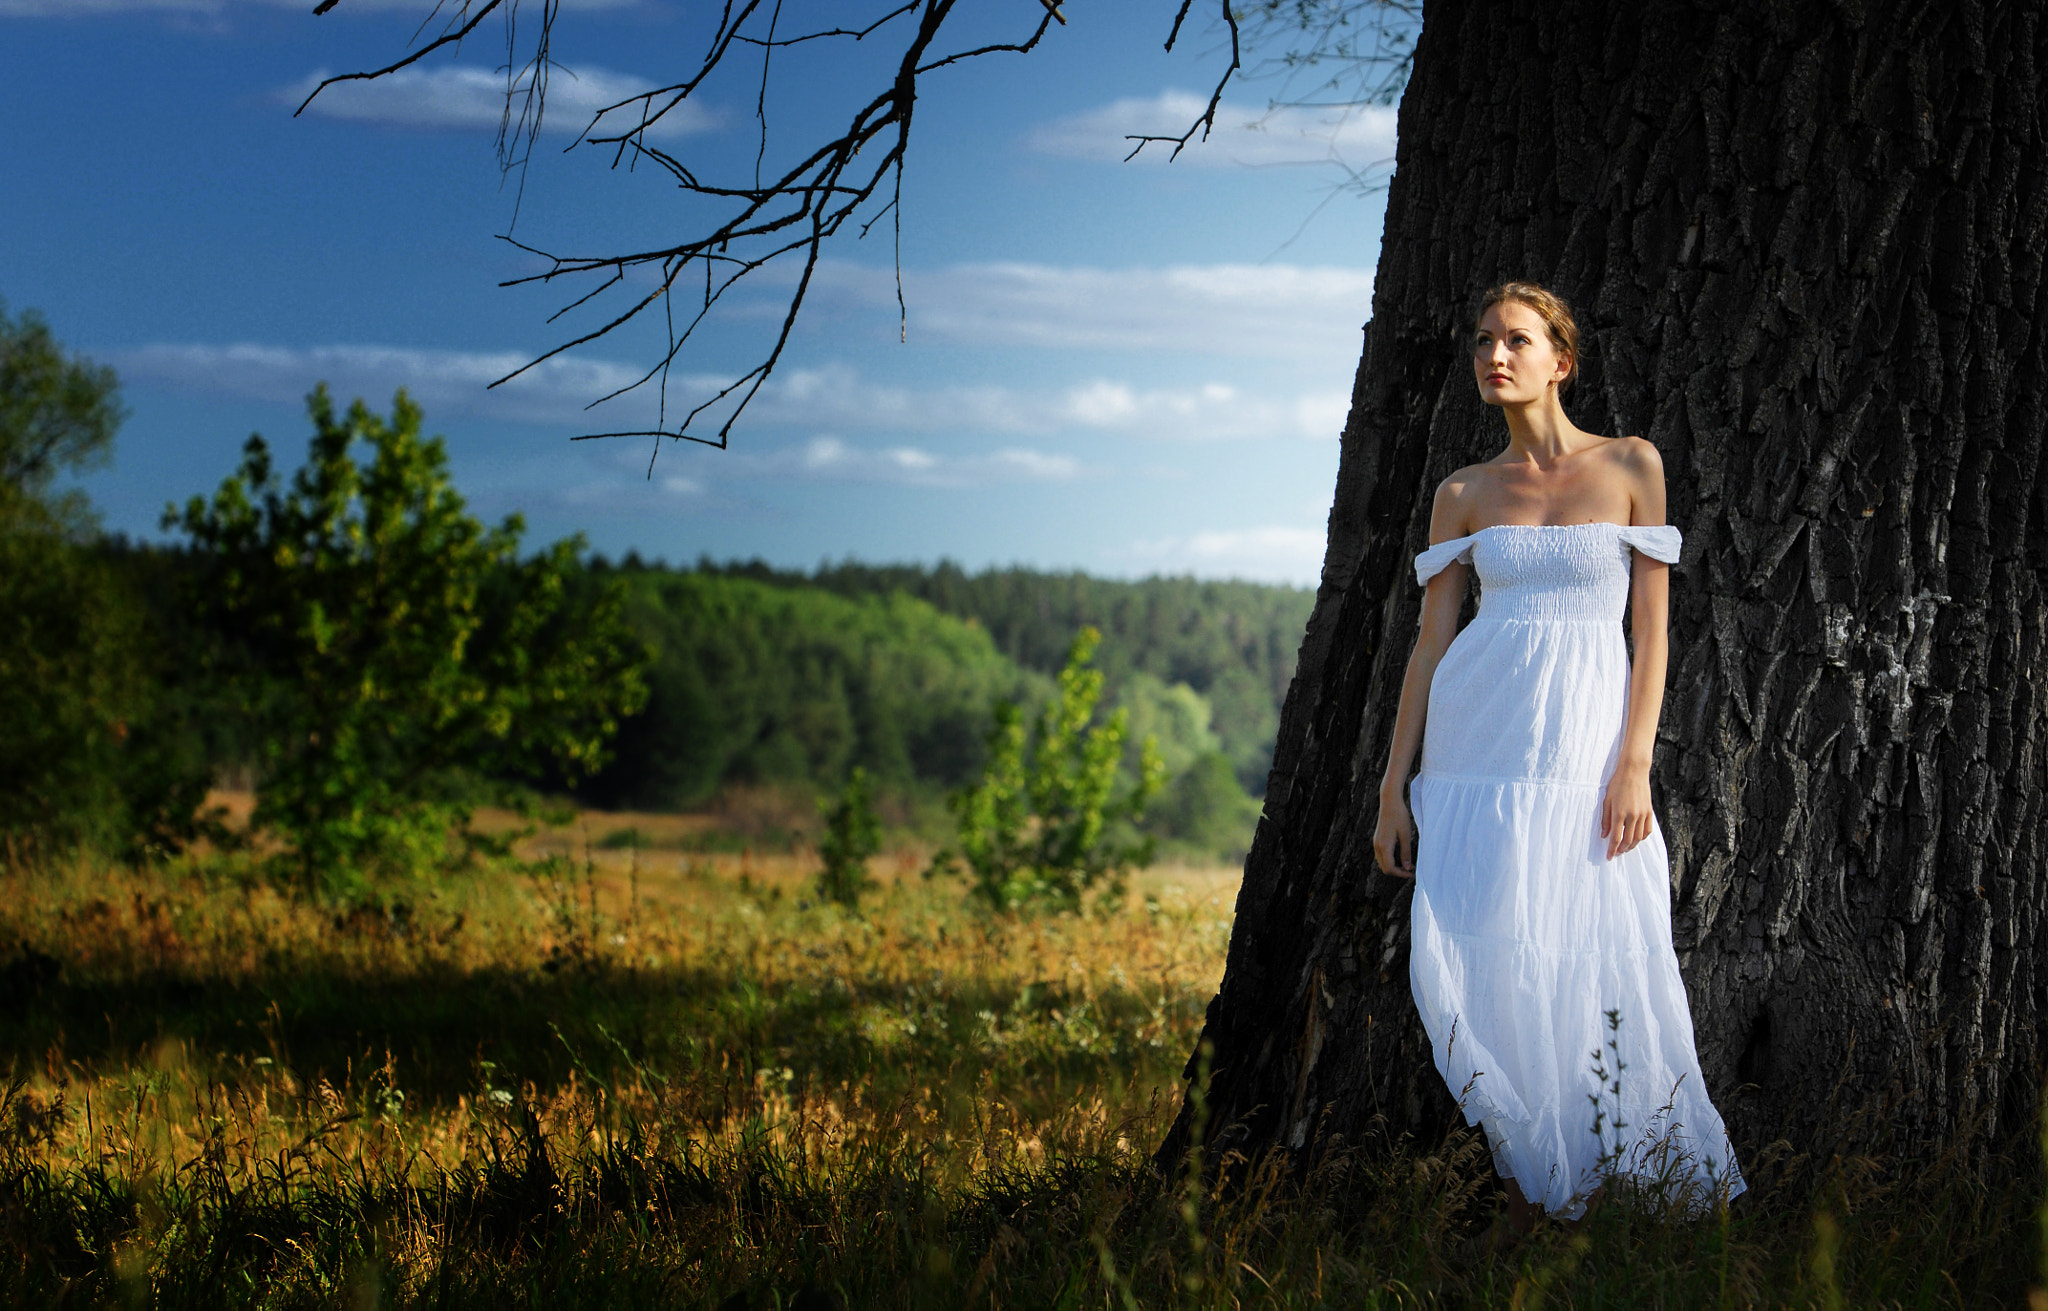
1408, 521, 1744, 1217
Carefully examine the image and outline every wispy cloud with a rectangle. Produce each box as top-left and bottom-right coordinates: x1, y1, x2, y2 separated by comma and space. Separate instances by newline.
1027, 91, 1397, 170
733, 363, 1339, 442
286, 64, 716, 139
511, 470, 708, 513
1123, 524, 1329, 585
117, 341, 649, 425
732, 436, 1082, 488
125, 259, 1374, 432
117, 346, 1348, 444
809, 260, 1373, 363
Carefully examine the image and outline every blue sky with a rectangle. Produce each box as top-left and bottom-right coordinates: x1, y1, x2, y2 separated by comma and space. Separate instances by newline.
1, 0, 1394, 584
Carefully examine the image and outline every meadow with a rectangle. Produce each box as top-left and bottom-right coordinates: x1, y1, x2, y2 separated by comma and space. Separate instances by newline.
0, 808, 2037, 1308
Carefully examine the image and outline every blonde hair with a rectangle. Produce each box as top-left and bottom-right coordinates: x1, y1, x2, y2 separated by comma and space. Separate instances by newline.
1476, 282, 1581, 392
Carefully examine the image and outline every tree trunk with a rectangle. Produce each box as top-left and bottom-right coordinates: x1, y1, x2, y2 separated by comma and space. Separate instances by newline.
1164, 0, 2048, 1180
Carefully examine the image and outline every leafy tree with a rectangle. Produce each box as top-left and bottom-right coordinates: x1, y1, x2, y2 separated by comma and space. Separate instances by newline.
936, 627, 1164, 914
815, 767, 883, 911
0, 298, 123, 527
1115, 672, 1222, 779
0, 527, 161, 856
0, 302, 205, 858
170, 387, 646, 889
1146, 750, 1264, 865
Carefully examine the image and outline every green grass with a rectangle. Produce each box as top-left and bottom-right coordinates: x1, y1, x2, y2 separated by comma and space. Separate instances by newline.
0, 847, 2036, 1308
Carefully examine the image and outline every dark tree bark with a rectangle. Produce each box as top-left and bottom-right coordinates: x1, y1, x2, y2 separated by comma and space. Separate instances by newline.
1165, 0, 2048, 1179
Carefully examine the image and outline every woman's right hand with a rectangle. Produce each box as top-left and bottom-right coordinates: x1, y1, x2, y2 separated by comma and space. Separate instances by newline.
1374, 787, 1417, 879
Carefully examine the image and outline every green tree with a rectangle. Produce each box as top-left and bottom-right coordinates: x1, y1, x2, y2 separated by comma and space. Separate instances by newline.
937, 627, 1164, 914
0, 527, 162, 856
0, 298, 123, 527
1146, 750, 1264, 865
170, 387, 646, 890
1114, 672, 1222, 778
815, 767, 883, 911
0, 302, 204, 858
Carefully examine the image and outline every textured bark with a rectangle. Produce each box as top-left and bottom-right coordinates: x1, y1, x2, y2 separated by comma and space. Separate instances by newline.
1165, 0, 2048, 1178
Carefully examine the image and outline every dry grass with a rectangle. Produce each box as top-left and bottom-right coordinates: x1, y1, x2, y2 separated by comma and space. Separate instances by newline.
0, 818, 2037, 1308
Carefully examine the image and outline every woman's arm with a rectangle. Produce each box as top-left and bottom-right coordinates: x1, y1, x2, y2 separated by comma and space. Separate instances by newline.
1374, 483, 1471, 878
1602, 439, 1670, 860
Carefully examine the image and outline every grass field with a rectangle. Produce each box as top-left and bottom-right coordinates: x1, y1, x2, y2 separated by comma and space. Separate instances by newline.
0, 808, 2038, 1307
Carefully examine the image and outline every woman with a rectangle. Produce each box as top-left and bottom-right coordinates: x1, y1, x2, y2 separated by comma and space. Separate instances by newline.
1373, 282, 1744, 1228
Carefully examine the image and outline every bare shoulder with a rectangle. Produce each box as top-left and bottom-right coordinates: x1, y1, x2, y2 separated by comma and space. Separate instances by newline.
1430, 463, 1492, 539
1605, 435, 1664, 476
1605, 436, 1668, 523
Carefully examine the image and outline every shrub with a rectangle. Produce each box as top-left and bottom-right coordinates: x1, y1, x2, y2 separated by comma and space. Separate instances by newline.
936, 627, 1163, 913
815, 767, 883, 910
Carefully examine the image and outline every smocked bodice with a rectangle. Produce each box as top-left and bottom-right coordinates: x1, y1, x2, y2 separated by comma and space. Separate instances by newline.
1413, 523, 1681, 623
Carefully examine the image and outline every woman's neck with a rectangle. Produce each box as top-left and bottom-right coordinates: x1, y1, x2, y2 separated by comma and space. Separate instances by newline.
1497, 391, 1591, 466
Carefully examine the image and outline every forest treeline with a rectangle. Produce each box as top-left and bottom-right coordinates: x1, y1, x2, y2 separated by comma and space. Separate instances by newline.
574, 559, 1311, 857
1, 303, 1311, 872
685, 558, 1310, 796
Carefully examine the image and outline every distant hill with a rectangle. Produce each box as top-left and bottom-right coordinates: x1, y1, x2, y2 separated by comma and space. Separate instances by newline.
686, 558, 1315, 795
578, 569, 1043, 814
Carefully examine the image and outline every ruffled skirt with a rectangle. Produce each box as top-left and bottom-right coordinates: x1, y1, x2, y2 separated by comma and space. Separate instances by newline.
1410, 618, 1744, 1217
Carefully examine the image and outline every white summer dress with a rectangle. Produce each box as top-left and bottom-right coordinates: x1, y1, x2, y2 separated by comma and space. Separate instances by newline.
1408, 522, 1744, 1218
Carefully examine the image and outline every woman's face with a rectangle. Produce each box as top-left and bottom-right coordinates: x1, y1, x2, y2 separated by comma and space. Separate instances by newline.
1472, 301, 1569, 406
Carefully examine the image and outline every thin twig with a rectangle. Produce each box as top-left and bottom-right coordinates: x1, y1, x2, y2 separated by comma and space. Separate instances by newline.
1125, 0, 1242, 162
294, 0, 506, 115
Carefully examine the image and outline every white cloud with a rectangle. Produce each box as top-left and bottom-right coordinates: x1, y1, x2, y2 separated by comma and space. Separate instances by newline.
118, 345, 1346, 444
117, 341, 652, 425
1124, 524, 1329, 585
745, 365, 1342, 442
809, 260, 1373, 363
565, 430, 1078, 496
460, 434, 1078, 516
1028, 91, 1396, 170
127, 262, 1375, 430
734, 435, 1082, 488
770, 434, 1089, 487
286, 63, 716, 139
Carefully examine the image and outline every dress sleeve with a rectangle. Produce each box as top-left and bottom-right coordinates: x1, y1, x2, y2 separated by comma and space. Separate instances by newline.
1616, 524, 1682, 563
1414, 534, 1479, 586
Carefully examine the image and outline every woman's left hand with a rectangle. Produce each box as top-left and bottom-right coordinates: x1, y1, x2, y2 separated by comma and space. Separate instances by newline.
1601, 761, 1655, 860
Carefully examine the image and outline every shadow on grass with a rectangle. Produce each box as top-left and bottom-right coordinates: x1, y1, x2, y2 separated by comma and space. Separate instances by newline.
4, 1074, 2035, 1310
0, 954, 1191, 1118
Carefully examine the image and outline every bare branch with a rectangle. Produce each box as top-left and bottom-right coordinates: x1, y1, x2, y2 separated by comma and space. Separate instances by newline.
728, 2, 920, 50
294, 0, 505, 116
916, 10, 1058, 75
303, 0, 1245, 461
1125, 0, 1241, 162
1164, 0, 1196, 52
